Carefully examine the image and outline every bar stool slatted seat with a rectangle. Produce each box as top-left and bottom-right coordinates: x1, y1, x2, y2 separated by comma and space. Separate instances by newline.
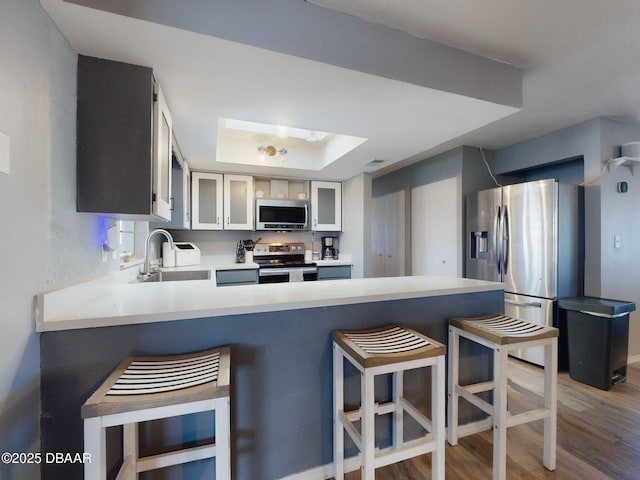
448, 314, 558, 480
333, 325, 446, 480
82, 346, 231, 480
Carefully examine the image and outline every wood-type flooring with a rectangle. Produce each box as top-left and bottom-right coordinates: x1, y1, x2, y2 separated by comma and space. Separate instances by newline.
339, 360, 640, 480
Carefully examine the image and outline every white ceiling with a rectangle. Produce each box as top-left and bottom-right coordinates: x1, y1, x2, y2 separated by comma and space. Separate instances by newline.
41, 0, 640, 179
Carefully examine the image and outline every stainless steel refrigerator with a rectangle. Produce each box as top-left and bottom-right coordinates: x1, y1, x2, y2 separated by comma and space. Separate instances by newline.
466, 179, 581, 366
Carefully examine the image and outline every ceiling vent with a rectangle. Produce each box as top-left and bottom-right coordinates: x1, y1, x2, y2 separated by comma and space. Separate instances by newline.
364, 159, 385, 167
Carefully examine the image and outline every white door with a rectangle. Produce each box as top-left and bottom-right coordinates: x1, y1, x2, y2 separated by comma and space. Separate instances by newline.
411, 177, 458, 277
371, 190, 405, 277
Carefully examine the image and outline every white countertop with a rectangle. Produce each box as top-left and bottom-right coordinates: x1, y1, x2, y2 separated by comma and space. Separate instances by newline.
35, 261, 503, 332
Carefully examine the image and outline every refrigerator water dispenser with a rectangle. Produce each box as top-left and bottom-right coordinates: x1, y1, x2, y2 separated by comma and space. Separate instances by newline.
470, 231, 489, 259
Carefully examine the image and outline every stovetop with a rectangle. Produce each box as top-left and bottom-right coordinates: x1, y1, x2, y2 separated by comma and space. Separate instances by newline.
255, 259, 317, 269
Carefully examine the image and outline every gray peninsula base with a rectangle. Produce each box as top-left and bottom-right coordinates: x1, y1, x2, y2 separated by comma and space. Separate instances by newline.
40, 290, 502, 479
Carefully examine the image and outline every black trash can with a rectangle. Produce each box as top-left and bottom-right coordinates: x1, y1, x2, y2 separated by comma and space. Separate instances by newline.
558, 296, 636, 391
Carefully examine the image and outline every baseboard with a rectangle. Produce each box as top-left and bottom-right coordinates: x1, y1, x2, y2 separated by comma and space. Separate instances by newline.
278, 455, 361, 480
628, 354, 640, 365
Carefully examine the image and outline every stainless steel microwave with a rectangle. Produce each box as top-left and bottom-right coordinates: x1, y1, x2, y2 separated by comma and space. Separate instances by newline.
255, 199, 309, 231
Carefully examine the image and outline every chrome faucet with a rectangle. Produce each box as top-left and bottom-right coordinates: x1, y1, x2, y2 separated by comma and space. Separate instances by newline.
138, 229, 175, 280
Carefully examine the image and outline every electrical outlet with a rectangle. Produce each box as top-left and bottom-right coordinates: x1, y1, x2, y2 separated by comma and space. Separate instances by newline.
614, 235, 621, 249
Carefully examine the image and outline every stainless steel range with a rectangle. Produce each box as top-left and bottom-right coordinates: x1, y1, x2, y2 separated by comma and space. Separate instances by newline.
253, 242, 317, 283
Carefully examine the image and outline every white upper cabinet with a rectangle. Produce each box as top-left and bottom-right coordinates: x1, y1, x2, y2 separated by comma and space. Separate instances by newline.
311, 181, 342, 231
224, 174, 254, 230
152, 83, 173, 220
149, 137, 191, 230
191, 172, 223, 230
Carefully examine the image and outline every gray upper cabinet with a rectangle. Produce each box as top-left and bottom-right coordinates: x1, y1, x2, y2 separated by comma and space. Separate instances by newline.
76, 55, 173, 220
311, 181, 342, 231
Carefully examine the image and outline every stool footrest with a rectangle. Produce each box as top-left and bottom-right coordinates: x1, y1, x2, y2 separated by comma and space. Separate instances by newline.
400, 396, 432, 433
374, 435, 437, 469
455, 384, 494, 416
136, 443, 216, 473
506, 408, 552, 428
342, 396, 433, 441
455, 417, 493, 440
115, 455, 134, 480
339, 410, 362, 451
343, 400, 395, 423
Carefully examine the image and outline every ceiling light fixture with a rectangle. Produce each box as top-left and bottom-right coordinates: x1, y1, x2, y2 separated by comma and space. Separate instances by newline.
258, 145, 288, 162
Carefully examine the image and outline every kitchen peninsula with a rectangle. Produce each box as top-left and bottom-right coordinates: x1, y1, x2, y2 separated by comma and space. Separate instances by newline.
37, 274, 503, 479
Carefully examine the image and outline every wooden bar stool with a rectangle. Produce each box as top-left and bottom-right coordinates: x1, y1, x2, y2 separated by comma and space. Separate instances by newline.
82, 347, 231, 480
333, 325, 446, 480
447, 314, 558, 480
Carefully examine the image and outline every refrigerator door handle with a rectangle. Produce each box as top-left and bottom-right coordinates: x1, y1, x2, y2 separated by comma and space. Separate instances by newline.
505, 299, 543, 308
502, 205, 510, 274
494, 206, 502, 274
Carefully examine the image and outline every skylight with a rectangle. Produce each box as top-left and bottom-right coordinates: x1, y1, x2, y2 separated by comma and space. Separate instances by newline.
216, 118, 367, 171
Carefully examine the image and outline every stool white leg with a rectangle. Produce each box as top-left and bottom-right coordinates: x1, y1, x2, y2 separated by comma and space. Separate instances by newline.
333, 344, 345, 480
361, 369, 375, 480
447, 326, 460, 446
543, 338, 558, 471
215, 397, 231, 480
123, 423, 138, 480
432, 355, 446, 480
393, 370, 404, 450
493, 346, 508, 480
84, 417, 106, 480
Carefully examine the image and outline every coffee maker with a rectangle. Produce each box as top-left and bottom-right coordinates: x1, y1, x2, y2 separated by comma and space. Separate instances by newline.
321, 236, 338, 259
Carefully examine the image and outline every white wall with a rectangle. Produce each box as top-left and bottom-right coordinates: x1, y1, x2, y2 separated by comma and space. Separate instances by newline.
0, 2, 113, 477
341, 174, 372, 278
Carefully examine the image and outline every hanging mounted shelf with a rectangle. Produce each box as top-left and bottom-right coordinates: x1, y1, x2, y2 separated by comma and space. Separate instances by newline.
605, 156, 640, 175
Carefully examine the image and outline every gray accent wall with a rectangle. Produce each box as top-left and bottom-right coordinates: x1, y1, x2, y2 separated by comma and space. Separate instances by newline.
376, 123, 640, 360
0, 2, 117, 478
495, 117, 640, 358
372, 146, 502, 277
40, 290, 503, 480
65, 0, 522, 108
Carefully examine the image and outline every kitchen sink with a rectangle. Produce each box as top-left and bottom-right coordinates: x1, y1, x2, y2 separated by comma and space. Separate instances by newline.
138, 270, 211, 282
